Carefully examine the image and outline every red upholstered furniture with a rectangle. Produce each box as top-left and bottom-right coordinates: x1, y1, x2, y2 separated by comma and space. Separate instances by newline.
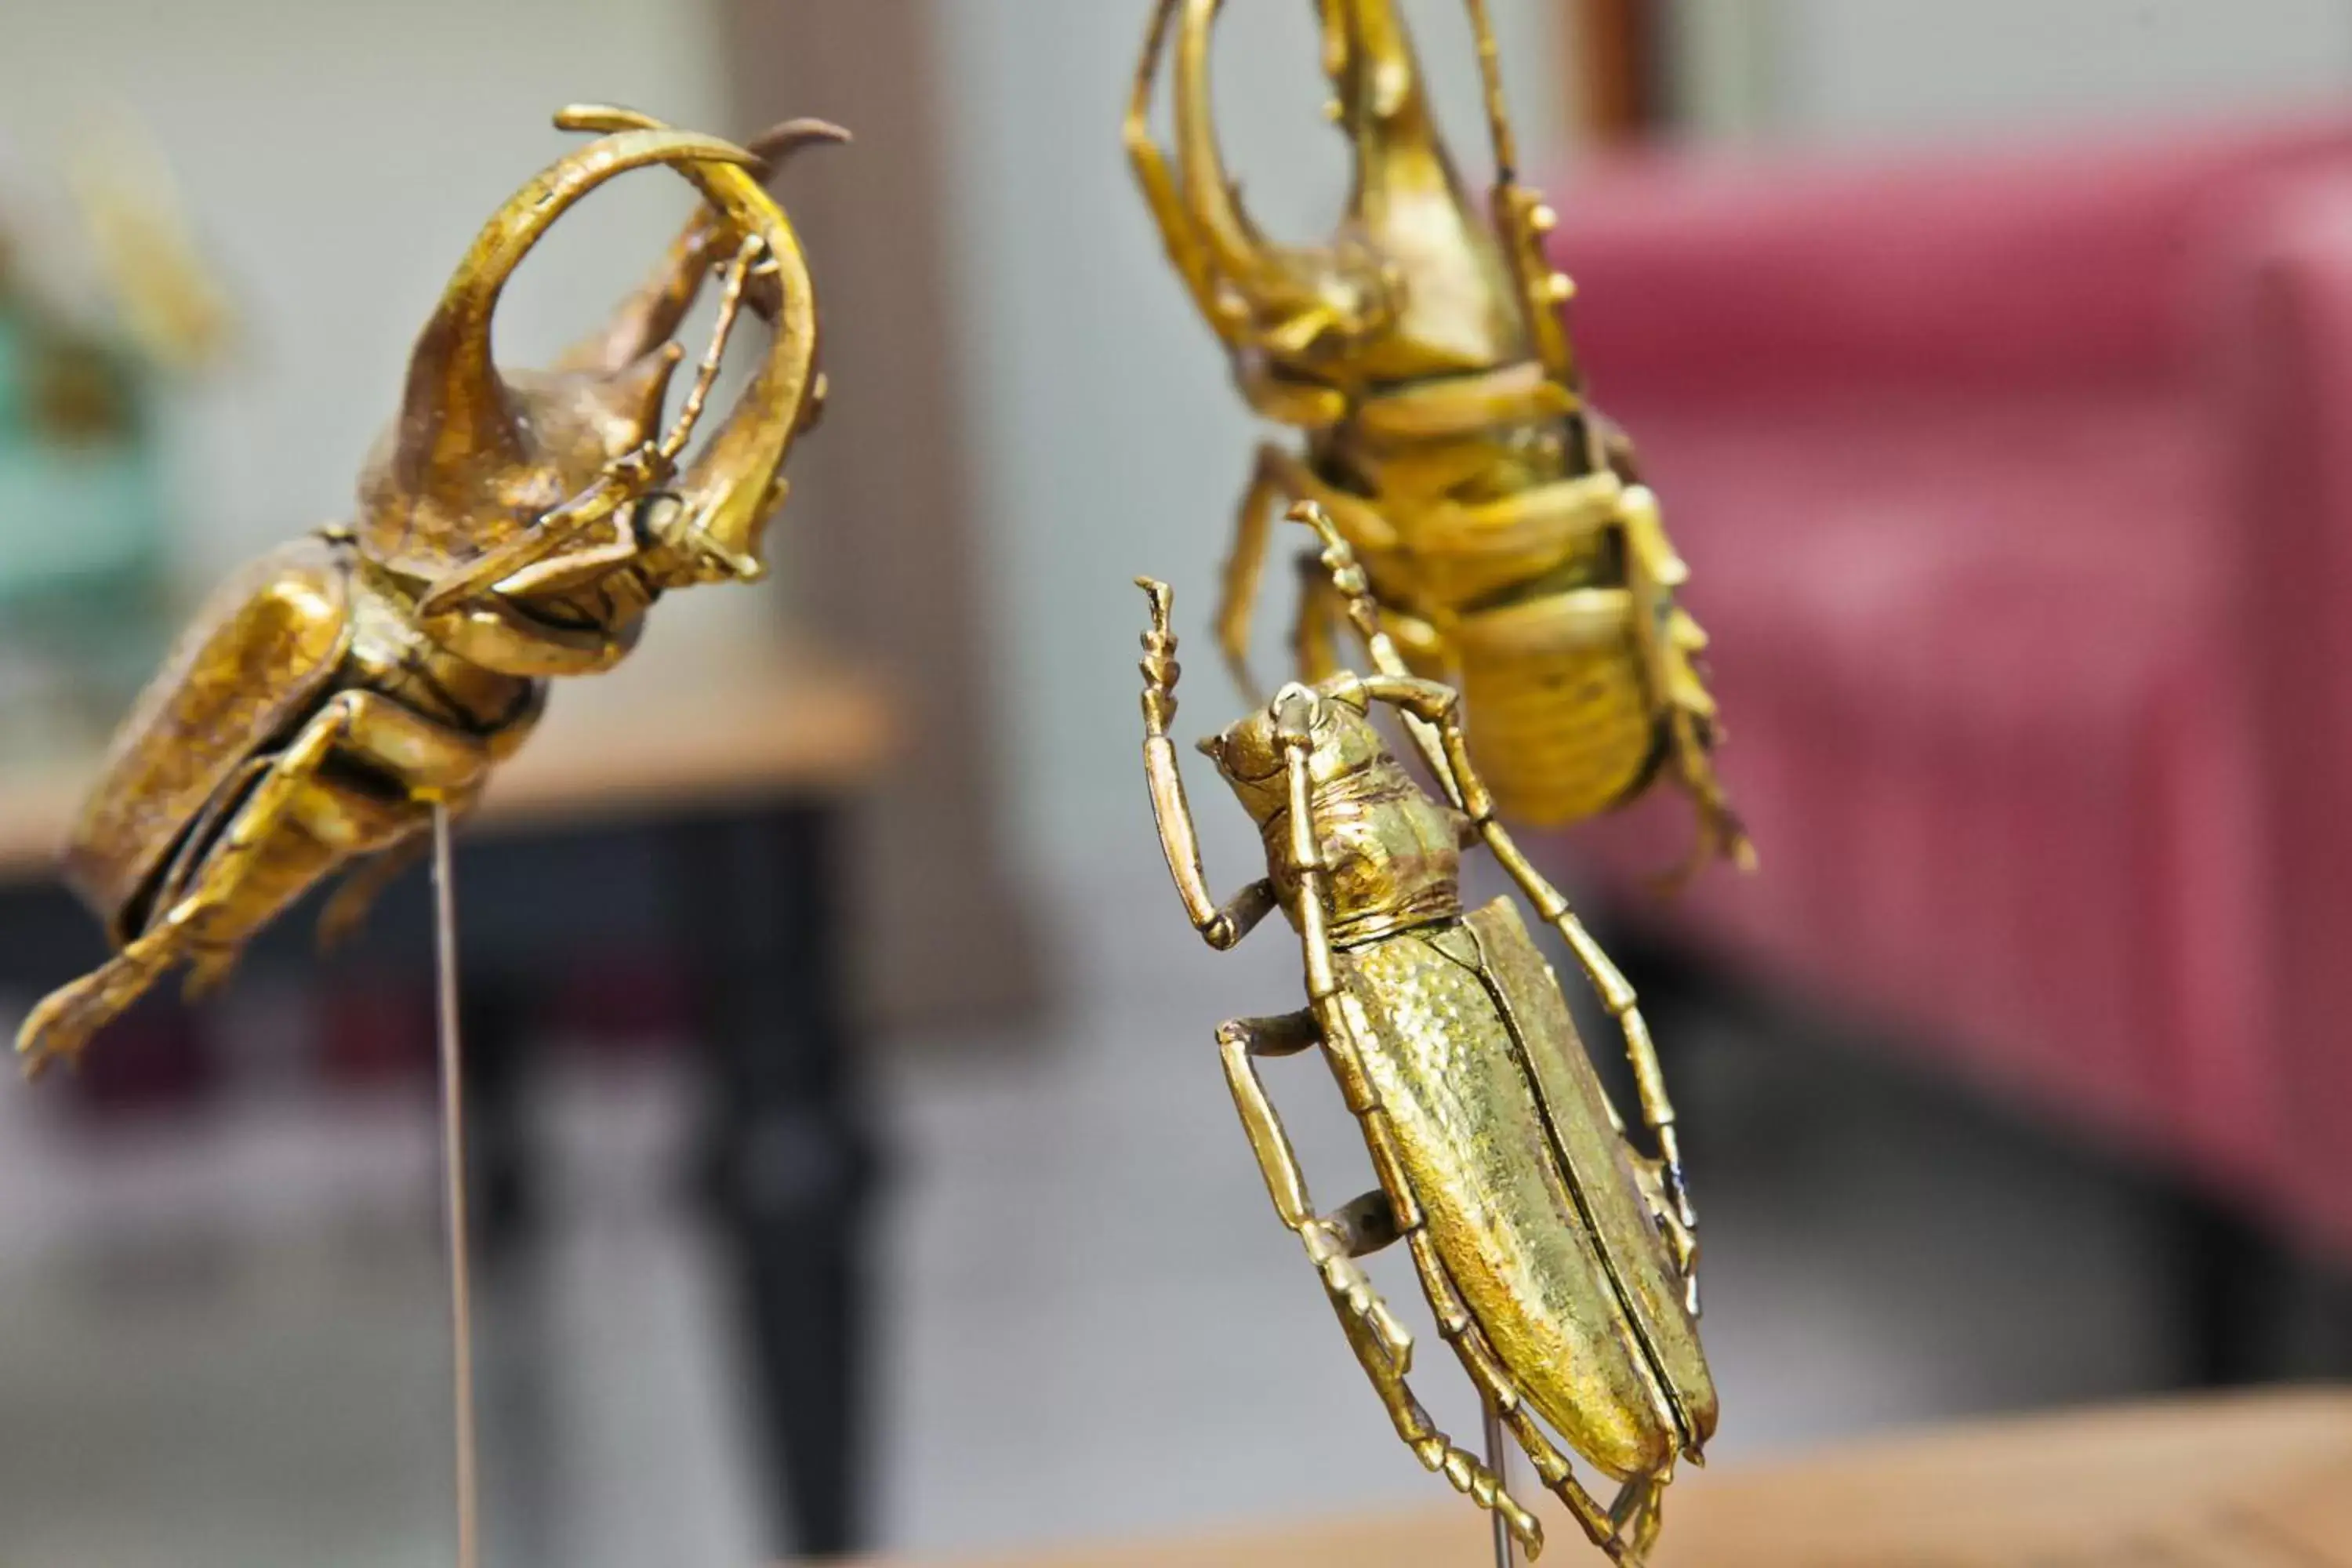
1542, 121, 2352, 1257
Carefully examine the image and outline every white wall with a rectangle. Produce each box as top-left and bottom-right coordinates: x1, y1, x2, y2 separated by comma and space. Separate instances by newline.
0, 0, 778, 682
931, 0, 1565, 887
1694, 0, 2352, 146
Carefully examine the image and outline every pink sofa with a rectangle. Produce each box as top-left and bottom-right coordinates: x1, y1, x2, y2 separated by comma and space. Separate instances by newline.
1544, 121, 2352, 1258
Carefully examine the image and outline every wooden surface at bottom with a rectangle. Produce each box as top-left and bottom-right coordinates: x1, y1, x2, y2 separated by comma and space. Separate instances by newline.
858, 1390, 2352, 1566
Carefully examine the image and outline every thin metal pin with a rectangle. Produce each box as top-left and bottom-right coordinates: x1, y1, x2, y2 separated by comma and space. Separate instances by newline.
1486, 1403, 1520, 1568
432, 804, 481, 1568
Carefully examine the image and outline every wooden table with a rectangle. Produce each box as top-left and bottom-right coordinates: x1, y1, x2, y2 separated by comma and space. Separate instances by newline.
0, 637, 896, 1558
862, 1391, 2352, 1566
0, 634, 895, 875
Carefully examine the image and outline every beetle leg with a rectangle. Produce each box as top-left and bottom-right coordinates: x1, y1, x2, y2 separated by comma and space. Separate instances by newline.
1214, 445, 1292, 701
1303, 1214, 1539, 1555
313, 766, 485, 953
1138, 581, 1282, 949
1218, 445, 1386, 700
1214, 1012, 1538, 1553
1214, 1012, 1410, 1367
1289, 549, 1351, 686
1608, 1475, 1670, 1563
18, 702, 354, 1072
1617, 485, 1754, 887
1227, 453, 1418, 699
315, 831, 430, 952
16, 691, 495, 1075
1406, 1229, 1623, 1558
1215, 1011, 1321, 1229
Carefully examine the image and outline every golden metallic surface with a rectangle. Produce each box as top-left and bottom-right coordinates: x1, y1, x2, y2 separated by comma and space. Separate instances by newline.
1127, 0, 1751, 879
56, 535, 354, 938
16, 106, 840, 1076
1136, 553, 1713, 1563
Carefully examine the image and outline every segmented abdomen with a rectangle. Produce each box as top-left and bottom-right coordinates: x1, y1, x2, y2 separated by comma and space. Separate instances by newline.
1443, 595, 1661, 828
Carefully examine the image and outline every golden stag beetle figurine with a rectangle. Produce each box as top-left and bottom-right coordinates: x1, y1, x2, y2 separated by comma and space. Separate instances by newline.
1134, 507, 1715, 1563
15, 105, 841, 1075
1127, 0, 1751, 880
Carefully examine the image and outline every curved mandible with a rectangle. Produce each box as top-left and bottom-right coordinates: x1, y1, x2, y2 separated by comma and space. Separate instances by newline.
362, 125, 763, 582
556, 103, 844, 583
1167, 0, 1393, 364
1127, 0, 1247, 345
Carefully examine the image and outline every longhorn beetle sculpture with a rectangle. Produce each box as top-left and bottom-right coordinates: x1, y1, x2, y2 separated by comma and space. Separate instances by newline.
1133, 503, 1717, 1563
16, 105, 841, 1074
1127, 0, 1750, 880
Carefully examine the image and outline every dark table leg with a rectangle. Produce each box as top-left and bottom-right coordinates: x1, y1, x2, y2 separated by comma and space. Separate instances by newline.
671, 803, 876, 1559
459, 972, 537, 1267
2165, 1181, 2286, 1388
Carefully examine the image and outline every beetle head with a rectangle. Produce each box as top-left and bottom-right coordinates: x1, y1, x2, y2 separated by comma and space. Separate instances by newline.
1197, 679, 1388, 829
355, 113, 835, 590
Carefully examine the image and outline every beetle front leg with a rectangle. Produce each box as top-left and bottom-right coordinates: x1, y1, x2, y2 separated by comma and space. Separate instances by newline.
1136, 579, 1279, 949
1219, 445, 1385, 700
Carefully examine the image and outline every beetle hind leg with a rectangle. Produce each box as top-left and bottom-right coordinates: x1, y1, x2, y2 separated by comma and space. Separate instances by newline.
1215, 1013, 1543, 1556
1309, 1213, 1544, 1558
1404, 1229, 1642, 1560
1609, 1476, 1668, 1563
16, 935, 180, 1080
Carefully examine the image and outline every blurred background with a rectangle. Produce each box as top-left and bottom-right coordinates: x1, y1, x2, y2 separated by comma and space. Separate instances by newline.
0, 1, 2349, 1563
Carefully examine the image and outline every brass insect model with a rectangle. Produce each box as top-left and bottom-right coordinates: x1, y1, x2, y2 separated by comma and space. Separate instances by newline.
1134, 505, 1716, 1562
1127, 0, 1749, 879
15, 105, 842, 1075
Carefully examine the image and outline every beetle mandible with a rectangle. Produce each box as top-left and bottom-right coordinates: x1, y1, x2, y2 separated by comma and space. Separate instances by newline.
1127, 0, 1750, 882
1134, 510, 1715, 1562
16, 104, 843, 1075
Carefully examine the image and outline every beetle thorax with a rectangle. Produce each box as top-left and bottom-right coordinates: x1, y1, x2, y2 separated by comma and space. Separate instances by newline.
1203, 698, 1466, 946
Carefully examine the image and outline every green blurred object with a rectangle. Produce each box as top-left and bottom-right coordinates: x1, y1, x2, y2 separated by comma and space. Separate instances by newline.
0, 228, 178, 760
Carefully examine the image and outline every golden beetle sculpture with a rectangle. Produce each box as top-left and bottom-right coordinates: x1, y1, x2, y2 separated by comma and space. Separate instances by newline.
1134, 504, 1716, 1563
16, 105, 842, 1076
1127, 0, 1751, 880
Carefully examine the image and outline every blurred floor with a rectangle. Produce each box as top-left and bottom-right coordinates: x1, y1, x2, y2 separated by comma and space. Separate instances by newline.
0, 851, 2244, 1565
